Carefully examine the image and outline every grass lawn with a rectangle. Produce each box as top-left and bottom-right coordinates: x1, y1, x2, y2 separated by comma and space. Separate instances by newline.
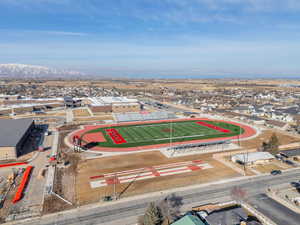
82, 120, 244, 148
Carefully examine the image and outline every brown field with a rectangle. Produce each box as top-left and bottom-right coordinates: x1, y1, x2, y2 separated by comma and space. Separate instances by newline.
0, 116, 10, 119
73, 108, 91, 117
75, 151, 239, 205
46, 111, 66, 117
91, 111, 112, 116
240, 130, 300, 149
253, 163, 284, 173
7, 79, 300, 93
74, 115, 113, 122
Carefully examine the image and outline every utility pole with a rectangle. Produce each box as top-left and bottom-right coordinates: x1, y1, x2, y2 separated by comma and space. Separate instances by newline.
238, 124, 241, 147
113, 173, 117, 200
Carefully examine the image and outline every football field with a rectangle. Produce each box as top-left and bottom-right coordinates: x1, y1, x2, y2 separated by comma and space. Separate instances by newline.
82, 120, 244, 148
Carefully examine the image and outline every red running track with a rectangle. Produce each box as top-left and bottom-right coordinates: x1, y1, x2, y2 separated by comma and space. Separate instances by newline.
69, 118, 256, 152
196, 121, 230, 133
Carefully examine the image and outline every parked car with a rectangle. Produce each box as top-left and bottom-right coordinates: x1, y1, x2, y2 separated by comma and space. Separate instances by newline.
279, 152, 288, 158
275, 154, 283, 161
271, 170, 282, 175
290, 182, 300, 187
102, 196, 113, 201
284, 160, 294, 165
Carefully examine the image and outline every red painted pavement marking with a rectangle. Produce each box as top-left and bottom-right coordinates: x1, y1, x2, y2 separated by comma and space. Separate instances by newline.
90, 162, 211, 186
0, 162, 27, 168
158, 167, 191, 175
90, 175, 104, 179
148, 167, 160, 177
106, 128, 127, 144
187, 165, 201, 171
118, 173, 155, 182
105, 177, 120, 185
192, 160, 203, 164
90, 161, 197, 180
196, 121, 230, 133
153, 161, 193, 169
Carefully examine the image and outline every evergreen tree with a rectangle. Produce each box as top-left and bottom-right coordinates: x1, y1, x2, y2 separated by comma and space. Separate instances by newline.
143, 202, 163, 225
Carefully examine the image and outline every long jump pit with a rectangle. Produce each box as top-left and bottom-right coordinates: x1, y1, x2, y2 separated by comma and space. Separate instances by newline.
68, 117, 257, 154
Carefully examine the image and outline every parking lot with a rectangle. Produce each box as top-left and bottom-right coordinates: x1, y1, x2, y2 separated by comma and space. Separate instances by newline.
248, 194, 300, 225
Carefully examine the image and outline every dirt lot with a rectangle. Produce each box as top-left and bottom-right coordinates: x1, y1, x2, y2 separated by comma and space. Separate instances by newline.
254, 163, 283, 173
0, 116, 10, 119
43, 154, 79, 214
73, 108, 90, 117
75, 151, 239, 205
46, 111, 66, 117
74, 115, 114, 122
240, 130, 300, 149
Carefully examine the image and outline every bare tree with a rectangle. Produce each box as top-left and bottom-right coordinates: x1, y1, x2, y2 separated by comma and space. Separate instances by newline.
268, 133, 279, 155
159, 193, 183, 224
260, 133, 279, 155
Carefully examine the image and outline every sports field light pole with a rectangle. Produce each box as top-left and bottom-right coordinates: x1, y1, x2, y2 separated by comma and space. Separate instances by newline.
239, 124, 247, 176
238, 124, 241, 147
170, 118, 173, 149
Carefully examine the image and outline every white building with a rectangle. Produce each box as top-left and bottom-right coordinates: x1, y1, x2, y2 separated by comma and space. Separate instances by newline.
89, 96, 140, 113
231, 152, 275, 165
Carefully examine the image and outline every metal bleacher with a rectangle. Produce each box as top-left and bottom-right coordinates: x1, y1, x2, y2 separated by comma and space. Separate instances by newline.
115, 111, 176, 122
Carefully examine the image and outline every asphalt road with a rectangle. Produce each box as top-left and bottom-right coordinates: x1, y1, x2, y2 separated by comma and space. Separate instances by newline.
248, 194, 300, 225
13, 169, 300, 225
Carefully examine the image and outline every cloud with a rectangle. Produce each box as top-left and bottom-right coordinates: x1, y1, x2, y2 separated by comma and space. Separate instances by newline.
2, 0, 300, 26
42, 31, 88, 36
0, 29, 88, 37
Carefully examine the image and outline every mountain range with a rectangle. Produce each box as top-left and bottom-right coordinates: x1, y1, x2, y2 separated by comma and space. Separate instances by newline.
0, 64, 85, 78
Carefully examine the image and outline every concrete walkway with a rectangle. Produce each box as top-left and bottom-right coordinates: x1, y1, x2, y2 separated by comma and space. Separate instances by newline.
86, 107, 94, 117
66, 109, 74, 123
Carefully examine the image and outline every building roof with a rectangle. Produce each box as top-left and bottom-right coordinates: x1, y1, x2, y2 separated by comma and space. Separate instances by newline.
232, 152, 275, 164
171, 215, 206, 225
265, 120, 287, 128
0, 118, 34, 147
89, 97, 138, 106
205, 207, 248, 225
280, 148, 300, 157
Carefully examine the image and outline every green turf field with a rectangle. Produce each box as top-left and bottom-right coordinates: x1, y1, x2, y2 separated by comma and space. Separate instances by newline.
83, 120, 244, 148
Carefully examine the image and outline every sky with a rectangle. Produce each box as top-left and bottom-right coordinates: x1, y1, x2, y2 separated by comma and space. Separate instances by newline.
1, 0, 300, 78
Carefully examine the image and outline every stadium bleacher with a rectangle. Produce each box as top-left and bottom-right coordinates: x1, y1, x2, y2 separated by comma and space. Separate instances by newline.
115, 111, 176, 122
169, 140, 231, 150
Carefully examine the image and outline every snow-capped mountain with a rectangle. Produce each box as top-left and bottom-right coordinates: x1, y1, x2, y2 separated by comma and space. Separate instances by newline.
0, 64, 85, 78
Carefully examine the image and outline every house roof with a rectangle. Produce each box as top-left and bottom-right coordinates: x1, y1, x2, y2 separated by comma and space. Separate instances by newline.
205, 207, 248, 225
265, 120, 287, 128
171, 215, 206, 225
0, 118, 34, 147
